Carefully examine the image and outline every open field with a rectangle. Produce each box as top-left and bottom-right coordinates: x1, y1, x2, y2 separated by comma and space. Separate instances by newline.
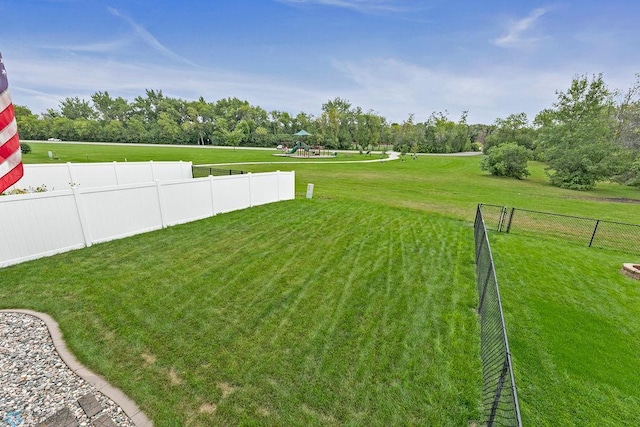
5, 141, 640, 425
22, 141, 640, 223
22, 141, 378, 165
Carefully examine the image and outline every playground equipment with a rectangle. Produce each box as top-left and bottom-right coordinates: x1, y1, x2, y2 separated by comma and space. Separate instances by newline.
286, 141, 308, 155
275, 130, 338, 158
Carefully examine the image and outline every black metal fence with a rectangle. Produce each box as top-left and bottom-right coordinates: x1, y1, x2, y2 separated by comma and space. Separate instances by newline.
480, 203, 640, 255
475, 205, 523, 427
192, 167, 247, 178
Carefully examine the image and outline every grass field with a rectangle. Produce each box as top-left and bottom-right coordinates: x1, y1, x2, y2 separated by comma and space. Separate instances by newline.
5, 141, 640, 425
0, 199, 481, 425
22, 141, 377, 165
491, 233, 640, 426
23, 141, 640, 223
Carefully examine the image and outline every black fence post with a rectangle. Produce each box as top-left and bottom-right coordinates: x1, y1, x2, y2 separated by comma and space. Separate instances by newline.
506, 208, 515, 233
589, 220, 600, 248
498, 207, 507, 232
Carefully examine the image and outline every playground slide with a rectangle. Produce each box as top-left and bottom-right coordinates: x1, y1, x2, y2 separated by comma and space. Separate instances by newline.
286, 142, 303, 154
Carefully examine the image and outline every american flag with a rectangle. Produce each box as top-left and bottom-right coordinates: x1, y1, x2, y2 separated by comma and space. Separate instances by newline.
0, 52, 23, 194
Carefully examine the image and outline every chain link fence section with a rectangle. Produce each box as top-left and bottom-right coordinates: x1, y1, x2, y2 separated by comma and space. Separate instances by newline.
492, 206, 640, 255
192, 166, 247, 178
478, 204, 509, 232
589, 219, 640, 253
475, 205, 522, 427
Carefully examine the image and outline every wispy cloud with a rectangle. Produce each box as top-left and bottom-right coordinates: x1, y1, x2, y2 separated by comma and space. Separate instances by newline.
7, 51, 328, 118
43, 40, 131, 54
492, 7, 550, 48
276, 0, 415, 14
107, 7, 197, 66
331, 57, 567, 123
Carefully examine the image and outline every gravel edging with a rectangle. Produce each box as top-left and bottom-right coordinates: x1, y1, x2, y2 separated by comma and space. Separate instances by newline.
0, 309, 153, 426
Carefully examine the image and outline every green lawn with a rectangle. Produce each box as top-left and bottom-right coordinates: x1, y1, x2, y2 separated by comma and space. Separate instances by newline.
0, 199, 481, 426
22, 141, 377, 165
6, 141, 640, 425
490, 233, 640, 426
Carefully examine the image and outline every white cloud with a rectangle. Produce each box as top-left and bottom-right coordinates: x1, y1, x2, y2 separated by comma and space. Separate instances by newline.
7, 52, 329, 117
492, 7, 550, 48
107, 7, 198, 67
7, 41, 640, 126
275, 0, 415, 13
331, 57, 567, 123
6, 50, 567, 124
42, 40, 132, 54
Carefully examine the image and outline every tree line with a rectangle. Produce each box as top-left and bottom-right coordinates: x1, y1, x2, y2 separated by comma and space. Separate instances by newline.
14, 91, 481, 154
13, 73, 640, 190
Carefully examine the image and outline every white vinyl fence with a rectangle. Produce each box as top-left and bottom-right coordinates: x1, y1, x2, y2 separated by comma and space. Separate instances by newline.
5, 161, 193, 192
0, 171, 295, 267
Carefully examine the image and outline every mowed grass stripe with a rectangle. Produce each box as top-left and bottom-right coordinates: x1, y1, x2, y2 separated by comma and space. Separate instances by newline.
0, 198, 481, 425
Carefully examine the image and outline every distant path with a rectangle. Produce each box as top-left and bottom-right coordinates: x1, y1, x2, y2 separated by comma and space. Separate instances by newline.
196, 151, 483, 167
198, 151, 400, 167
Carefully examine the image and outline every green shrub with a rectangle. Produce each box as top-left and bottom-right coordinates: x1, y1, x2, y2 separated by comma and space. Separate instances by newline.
20, 142, 31, 154
480, 142, 531, 179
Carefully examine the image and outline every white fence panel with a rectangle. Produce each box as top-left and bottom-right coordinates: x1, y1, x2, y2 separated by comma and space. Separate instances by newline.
279, 171, 296, 201
251, 172, 281, 206
113, 162, 152, 185
211, 175, 252, 214
0, 191, 85, 265
69, 163, 119, 188
0, 171, 295, 268
80, 184, 163, 243
151, 161, 191, 181
9, 163, 76, 191
161, 179, 213, 226
7, 161, 193, 191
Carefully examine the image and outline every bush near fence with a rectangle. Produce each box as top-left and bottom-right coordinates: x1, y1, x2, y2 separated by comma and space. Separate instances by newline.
480, 204, 640, 255
475, 205, 522, 427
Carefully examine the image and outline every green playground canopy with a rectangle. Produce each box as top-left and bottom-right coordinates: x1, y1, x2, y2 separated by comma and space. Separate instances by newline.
293, 130, 312, 136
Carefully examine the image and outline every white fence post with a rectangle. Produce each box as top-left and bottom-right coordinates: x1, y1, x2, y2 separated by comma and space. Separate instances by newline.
248, 173, 253, 207
113, 161, 120, 185
155, 180, 167, 228
209, 175, 217, 216
71, 187, 92, 247
150, 160, 156, 181
67, 162, 76, 187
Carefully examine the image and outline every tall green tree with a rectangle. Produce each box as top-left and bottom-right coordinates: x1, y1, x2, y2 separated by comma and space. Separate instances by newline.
484, 112, 535, 152
421, 111, 470, 153
320, 97, 354, 149
60, 97, 96, 120
611, 75, 640, 186
91, 91, 130, 122
535, 74, 619, 190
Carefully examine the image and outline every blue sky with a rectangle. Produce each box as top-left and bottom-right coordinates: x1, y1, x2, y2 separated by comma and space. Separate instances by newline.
1, 0, 639, 124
